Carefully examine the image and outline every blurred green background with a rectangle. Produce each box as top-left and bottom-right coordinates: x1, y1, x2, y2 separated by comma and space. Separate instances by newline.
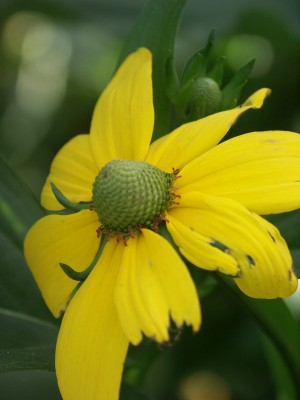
1, 0, 300, 198
1, 0, 300, 399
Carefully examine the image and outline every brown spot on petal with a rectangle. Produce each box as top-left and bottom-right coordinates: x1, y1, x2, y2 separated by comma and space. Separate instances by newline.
263, 138, 277, 143
246, 255, 256, 267
268, 232, 276, 243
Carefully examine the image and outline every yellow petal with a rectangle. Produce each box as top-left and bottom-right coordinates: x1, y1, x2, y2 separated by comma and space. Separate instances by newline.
168, 193, 297, 298
24, 210, 100, 317
167, 212, 240, 276
41, 134, 99, 210
90, 48, 154, 169
146, 88, 270, 172
179, 131, 300, 214
234, 213, 298, 298
114, 230, 201, 345
56, 239, 129, 400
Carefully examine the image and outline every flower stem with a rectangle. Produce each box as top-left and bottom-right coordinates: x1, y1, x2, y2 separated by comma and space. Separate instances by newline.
217, 274, 300, 398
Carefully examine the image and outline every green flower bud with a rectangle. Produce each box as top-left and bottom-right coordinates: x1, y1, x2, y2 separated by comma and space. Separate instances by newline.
185, 77, 221, 120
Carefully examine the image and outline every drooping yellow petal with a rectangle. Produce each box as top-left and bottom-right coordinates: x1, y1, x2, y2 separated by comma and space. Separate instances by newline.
24, 210, 100, 317
90, 48, 154, 169
114, 229, 201, 345
56, 239, 129, 400
168, 193, 297, 298
41, 135, 99, 210
167, 213, 240, 276
179, 131, 300, 214
234, 213, 298, 298
146, 88, 270, 172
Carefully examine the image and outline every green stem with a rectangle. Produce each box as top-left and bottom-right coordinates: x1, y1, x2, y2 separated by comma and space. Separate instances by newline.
217, 274, 300, 397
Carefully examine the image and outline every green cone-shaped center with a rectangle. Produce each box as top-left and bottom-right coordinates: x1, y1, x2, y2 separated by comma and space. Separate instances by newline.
93, 160, 174, 234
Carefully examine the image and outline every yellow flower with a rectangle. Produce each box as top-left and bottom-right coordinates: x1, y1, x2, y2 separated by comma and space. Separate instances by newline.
24, 48, 300, 400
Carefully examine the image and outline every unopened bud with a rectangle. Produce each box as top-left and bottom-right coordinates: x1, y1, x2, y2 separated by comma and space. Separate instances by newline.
185, 77, 221, 120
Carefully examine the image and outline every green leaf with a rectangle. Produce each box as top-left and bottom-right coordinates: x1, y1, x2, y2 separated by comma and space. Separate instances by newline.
262, 335, 297, 400
220, 59, 255, 110
0, 158, 53, 319
0, 308, 58, 373
0, 157, 44, 248
0, 159, 57, 374
0, 371, 61, 400
218, 276, 300, 397
208, 56, 225, 86
0, 232, 51, 319
120, 385, 149, 400
181, 31, 215, 86
118, 0, 187, 140
165, 53, 180, 101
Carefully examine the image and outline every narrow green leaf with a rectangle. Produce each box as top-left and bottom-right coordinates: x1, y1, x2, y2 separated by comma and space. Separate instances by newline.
0, 158, 53, 319
0, 158, 57, 378
208, 56, 225, 86
165, 52, 180, 101
220, 59, 255, 110
118, 0, 187, 140
120, 385, 149, 400
262, 335, 297, 400
0, 348, 55, 373
0, 231, 52, 319
181, 53, 206, 86
0, 157, 44, 248
218, 276, 300, 396
181, 31, 215, 86
0, 371, 61, 400
0, 308, 58, 373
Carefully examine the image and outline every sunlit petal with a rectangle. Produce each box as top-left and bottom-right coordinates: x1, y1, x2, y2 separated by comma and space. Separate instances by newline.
90, 48, 154, 168
24, 210, 100, 317
179, 131, 300, 214
168, 193, 297, 298
146, 88, 270, 172
56, 239, 129, 400
114, 230, 201, 345
41, 135, 99, 210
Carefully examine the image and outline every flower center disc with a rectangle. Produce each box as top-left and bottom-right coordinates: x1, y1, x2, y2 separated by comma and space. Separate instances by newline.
93, 160, 174, 234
